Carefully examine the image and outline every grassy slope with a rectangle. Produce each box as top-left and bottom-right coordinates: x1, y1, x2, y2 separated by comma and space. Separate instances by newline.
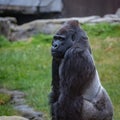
0, 23, 120, 119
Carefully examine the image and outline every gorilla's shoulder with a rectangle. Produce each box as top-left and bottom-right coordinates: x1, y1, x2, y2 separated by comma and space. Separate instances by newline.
65, 47, 90, 60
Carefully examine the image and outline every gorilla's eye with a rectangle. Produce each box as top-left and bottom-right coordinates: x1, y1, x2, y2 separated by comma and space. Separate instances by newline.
54, 35, 65, 41
59, 37, 64, 41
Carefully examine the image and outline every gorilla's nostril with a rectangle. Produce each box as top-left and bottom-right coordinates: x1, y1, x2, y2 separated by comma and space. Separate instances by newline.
52, 43, 58, 49
54, 44, 58, 48
53, 42, 59, 48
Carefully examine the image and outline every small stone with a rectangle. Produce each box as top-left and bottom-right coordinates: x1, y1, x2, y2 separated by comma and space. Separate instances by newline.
11, 90, 26, 98
14, 105, 43, 120
11, 98, 26, 105
23, 111, 43, 120
0, 89, 43, 120
0, 116, 28, 120
14, 105, 34, 112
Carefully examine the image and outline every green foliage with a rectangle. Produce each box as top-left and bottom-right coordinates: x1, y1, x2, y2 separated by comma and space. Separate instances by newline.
0, 23, 120, 119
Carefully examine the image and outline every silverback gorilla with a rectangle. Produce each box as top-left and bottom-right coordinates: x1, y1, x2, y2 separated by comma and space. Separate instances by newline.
50, 20, 113, 120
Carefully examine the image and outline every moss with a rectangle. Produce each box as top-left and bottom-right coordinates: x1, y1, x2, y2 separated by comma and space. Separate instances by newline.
0, 93, 11, 105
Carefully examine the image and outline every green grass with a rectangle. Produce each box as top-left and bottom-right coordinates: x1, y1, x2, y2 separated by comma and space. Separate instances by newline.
0, 35, 52, 119
82, 22, 120, 39
0, 23, 120, 119
0, 93, 18, 115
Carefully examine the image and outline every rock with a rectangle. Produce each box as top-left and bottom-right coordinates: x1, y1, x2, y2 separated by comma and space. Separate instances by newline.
14, 105, 34, 112
116, 8, 120, 17
0, 17, 16, 24
0, 88, 43, 120
10, 16, 101, 41
10, 20, 61, 41
76, 16, 101, 23
90, 17, 120, 23
0, 116, 28, 120
0, 15, 120, 41
104, 14, 119, 18
11, 90, 26, 98
14, 105, 43, 120
0, 17, 17, 40
0, 89, 25, 98
11, 98, 26, 105
0, 18, 10, 37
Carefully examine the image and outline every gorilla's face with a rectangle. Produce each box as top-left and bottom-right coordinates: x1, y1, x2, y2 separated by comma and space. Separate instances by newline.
51, 31, 75, 59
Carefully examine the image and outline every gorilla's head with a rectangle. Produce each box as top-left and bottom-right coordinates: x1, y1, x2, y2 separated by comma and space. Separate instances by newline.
51, 20, 89, 59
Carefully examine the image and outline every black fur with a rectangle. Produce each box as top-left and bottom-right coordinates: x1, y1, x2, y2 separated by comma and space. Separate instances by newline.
50, 20, 113, 120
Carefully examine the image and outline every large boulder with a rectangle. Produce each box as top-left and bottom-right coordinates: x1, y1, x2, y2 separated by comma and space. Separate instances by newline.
0, 17, 17, 41
10, 19, 62, 41
9, 16, 100, 41
0, 15, 120, 41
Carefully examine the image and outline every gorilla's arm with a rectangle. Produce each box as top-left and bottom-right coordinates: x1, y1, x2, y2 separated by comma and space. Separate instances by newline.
61, 47, 95, 96
54, 47, 96, 119
49, 58, 61, 119
50, 58, 61, 103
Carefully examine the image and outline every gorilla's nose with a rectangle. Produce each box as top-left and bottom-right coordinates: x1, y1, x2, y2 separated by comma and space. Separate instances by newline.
53, 43, 58, 48
52, 41, 60, 50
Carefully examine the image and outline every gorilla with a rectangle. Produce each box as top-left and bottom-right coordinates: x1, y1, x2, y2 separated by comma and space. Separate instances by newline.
50, 20, 113, 120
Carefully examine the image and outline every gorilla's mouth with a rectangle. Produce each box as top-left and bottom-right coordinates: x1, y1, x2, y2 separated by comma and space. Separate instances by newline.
52, 51, 64, 58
